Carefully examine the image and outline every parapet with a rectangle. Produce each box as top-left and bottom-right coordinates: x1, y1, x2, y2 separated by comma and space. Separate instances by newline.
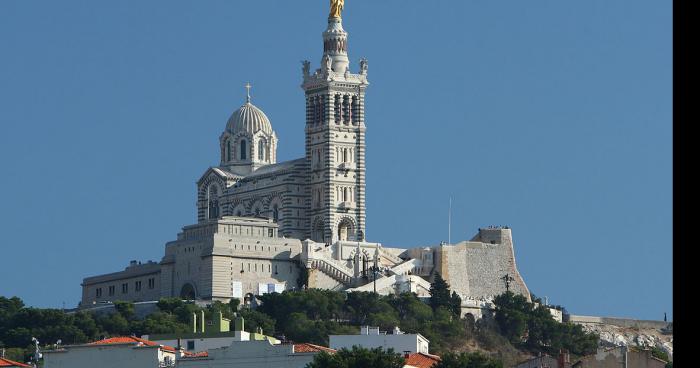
470, 226, 512, 244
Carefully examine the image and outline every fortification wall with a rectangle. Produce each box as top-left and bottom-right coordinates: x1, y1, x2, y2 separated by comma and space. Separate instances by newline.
443, 228, 530, 301
569, 315, 671, 329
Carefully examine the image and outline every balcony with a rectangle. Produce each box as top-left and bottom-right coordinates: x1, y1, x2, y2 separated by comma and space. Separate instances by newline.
338, 201, 355, 209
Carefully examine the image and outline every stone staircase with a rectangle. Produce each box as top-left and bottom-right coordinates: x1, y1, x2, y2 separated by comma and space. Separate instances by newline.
379, 249, 404, 265
307, 258, 354, 286
348, 275, 398, 293
388, 258, 422, 276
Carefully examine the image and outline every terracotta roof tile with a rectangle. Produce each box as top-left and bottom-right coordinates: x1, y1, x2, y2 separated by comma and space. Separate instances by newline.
293, 343, 336, 353
0, 358, 31, 367
404, 353, 441, 368
183, 351, 209, 358
88, 336, 176, 352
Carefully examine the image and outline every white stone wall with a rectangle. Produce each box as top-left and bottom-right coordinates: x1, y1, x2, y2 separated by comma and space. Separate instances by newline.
177, 340, 316, 368
81, 263, 161, 305
329, 332, 429, 354
436, 228, 530, 301
43, 344, 174, 368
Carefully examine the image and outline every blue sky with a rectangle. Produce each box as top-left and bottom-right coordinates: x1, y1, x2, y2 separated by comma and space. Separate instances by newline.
0, 1, 671, 320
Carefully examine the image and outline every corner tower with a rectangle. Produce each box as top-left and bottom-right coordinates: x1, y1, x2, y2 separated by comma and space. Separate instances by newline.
303, 3, 369, 243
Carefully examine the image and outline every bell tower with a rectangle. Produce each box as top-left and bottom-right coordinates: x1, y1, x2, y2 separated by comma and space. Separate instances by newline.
302, 5, 369, 243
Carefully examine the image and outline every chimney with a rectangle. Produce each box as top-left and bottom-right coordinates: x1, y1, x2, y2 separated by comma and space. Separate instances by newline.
234, 316, 245, 332
558, 349, 570, 367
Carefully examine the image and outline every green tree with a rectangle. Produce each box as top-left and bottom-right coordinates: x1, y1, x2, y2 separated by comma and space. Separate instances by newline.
493, 292, 529, 344
492, 292, 598, 356
450, 291, 462, 317
306, 346, 405, 368
113, 301, 135, 320
435, 351, 503, 368
650, 347, 669, 363
429, 273, 452, 311
228, 298, 240, 314
239, 309, 276, 336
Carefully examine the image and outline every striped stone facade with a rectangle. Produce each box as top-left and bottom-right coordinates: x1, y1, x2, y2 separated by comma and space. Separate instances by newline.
80, 7, 532, 311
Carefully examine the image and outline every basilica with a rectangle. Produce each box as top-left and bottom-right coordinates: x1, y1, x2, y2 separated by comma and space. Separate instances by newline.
81, 3, 530, 315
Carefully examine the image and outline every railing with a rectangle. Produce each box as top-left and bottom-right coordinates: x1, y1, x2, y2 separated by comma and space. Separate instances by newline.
378, 250, 404, 265
337, 201, 354, 209
308, 258, 354, 285
388, 259, 422, 276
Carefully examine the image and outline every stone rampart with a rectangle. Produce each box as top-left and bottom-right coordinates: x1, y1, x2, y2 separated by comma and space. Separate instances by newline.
569, 315, 671, 329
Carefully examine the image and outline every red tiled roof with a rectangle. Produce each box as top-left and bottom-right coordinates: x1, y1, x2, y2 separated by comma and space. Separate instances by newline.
0, 358, 31, 367
88, 336, 176, 352
183, 351, 209, 358
404, 353, 441, 368
293, 343, 336, 353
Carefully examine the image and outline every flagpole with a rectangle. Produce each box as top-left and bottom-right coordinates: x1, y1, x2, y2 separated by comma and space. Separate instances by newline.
448, 196, 452, 245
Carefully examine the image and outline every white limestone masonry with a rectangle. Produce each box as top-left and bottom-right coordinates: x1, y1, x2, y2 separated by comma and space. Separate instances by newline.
80, 8, 531, 313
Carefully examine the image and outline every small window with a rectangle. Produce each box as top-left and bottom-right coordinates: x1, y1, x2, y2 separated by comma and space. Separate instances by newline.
96, 288, 102, 298
240, 140, 247, 160
148, 278, 155, 289
122, 283, 128, 294
258, 141, 266, 161
187, 341, 195, 351
268, 228, 274, 237
108, 285, 115, 296
135, 281, 142, 292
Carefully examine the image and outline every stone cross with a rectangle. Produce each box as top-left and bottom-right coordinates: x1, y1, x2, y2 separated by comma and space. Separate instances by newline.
245, 82, 252, 103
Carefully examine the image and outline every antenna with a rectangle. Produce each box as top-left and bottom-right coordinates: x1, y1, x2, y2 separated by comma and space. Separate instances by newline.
448, 196, 452, 244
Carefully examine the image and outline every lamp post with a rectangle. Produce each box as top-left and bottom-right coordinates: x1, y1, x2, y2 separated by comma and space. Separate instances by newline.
501, 274, 515, 293
372, 265, 379, 294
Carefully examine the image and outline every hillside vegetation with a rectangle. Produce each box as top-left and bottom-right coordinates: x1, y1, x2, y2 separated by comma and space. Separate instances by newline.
0, 276, 598, 366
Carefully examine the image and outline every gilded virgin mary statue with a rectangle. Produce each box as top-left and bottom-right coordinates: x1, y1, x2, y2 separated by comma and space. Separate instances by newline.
330, 0, 344, 18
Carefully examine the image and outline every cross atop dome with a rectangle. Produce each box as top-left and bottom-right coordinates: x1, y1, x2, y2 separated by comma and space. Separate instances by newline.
245, 82, 252, 103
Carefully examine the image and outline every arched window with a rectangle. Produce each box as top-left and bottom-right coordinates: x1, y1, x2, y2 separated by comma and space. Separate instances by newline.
240, 140, 247, 160
272, 204, 279, 222
343, 148, 348, 163
226, 140, 232, 162
258, 141, 266, 161
338, 219, 354, 242
312, 218, 324, 242
208, 186, 219, 220
343, 188, 348, 202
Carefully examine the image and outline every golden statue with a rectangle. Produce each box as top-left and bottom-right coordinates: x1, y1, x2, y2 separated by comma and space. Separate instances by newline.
330, 0, 344, 18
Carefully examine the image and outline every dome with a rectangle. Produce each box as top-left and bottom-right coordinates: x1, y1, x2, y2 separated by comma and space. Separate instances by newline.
226, 101, 273, 136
